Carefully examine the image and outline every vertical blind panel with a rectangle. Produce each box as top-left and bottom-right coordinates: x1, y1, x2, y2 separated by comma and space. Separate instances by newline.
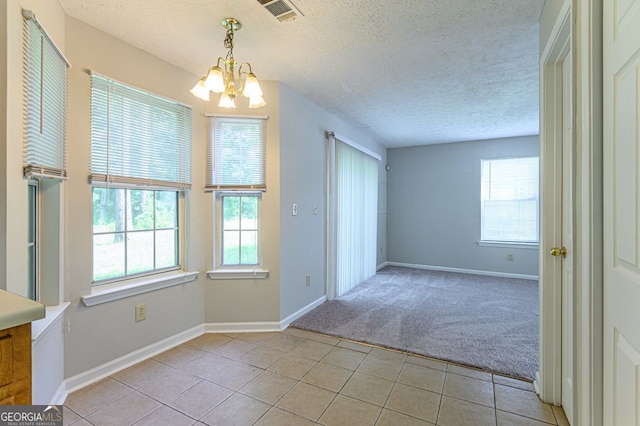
90, 74, 192, 188
206, 117, 267, 191
335, 140, 378, 297
23, 15, 69, 179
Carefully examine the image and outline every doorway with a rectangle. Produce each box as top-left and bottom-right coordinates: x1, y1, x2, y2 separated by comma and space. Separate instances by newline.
538, 0, 574, 419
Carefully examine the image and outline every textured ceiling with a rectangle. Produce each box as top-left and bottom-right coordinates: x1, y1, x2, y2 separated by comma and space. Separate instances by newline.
58, 0, 544, 148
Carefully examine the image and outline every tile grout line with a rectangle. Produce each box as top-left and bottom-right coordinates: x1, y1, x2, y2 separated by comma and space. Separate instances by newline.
66, 333, 552, 426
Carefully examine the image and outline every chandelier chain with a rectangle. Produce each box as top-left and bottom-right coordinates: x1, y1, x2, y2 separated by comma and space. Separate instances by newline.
224, 27, 234, 58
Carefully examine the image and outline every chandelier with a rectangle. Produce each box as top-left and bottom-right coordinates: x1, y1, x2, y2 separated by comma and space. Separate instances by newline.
190, 18, 266, 108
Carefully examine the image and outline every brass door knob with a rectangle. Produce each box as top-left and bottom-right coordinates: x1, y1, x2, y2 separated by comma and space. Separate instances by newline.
550, 246, 567, 258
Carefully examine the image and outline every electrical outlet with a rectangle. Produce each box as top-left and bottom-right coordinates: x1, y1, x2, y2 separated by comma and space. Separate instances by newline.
135, 303, 147, 322
313, 204, 318, 215
305, 274, 311, 287
292, 203, 298, 216
507, 253, 514, 261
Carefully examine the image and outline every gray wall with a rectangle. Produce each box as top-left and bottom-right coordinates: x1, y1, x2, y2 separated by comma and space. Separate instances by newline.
387, 136, 539, 276
278, 84, 387, 321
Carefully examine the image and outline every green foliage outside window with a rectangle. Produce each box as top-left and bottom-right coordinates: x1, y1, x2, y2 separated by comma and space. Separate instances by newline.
92, 187, 178, 282
222, 195, 258, 265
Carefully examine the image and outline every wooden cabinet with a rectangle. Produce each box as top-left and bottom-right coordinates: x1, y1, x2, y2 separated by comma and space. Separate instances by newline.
0, 323, 32, 405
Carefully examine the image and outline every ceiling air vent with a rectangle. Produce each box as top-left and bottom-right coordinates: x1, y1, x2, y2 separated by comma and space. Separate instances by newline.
257, 0, 303, 22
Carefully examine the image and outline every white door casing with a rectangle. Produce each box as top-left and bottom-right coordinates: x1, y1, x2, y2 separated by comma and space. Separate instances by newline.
538, 1, 571, 405
561, 51, 575, 426
603, 0, 640, 424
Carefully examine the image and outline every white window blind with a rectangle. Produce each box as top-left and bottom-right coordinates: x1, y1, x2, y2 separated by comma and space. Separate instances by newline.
90, 73, 192, 188
23, 10, 69, 180
206, 116, 267, 191
481, 157, 539, 242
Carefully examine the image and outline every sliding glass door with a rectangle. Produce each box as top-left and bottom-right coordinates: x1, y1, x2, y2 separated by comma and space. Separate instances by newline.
327, 133, 379, 299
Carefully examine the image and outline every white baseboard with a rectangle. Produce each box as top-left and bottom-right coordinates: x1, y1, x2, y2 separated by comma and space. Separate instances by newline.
61, 297, 328, 396
385, 262, 539, 281
64, 324, 203, 394
204, 322, 282, 333
204, 296, 328, 334
376, 262, 390, 271
280, 296, 326, 329
50, 381, 68, 405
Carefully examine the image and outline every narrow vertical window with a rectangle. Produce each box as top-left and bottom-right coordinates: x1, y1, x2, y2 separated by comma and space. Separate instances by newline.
206, 116, 267, 270
221, 194, 259, 265
27, 181, 38, 300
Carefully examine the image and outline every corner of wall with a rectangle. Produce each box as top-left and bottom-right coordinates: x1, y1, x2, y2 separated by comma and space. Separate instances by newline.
0, 0, 8, 291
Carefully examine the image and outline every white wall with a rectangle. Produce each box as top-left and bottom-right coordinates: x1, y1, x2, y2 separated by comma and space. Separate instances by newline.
278, 83, 387, 321
387, 135, 539, 277
63, 17, 205, 377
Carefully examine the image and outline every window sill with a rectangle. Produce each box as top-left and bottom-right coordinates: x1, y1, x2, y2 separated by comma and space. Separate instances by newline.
207, 268, 269, 280
477, 241, 539, 249
32, 302, 70, 342
82, 271, 199, 307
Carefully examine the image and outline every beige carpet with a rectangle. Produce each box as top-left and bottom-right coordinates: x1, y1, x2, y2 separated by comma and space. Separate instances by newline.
291, 265, 538, 380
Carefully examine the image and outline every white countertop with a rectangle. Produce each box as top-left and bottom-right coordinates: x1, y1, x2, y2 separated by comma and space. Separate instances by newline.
0, 289, 46, 330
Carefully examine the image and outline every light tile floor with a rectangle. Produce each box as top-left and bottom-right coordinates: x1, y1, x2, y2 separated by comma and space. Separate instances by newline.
63, 329, 570, 426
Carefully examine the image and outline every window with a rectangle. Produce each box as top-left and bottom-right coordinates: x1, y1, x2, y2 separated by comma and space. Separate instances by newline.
22, 10, 68, 303
22, 10, 69, 179
90, 73, 191, 283
206, 116, 267, 275
481, 157, 539, 243
92, 188, 178, 281
221, 194, 259, 265
206, 116, 267, 191
27, 181, 38, 300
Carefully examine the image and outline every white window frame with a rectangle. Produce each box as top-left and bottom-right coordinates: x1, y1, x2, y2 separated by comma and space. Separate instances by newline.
206, 115, 269, 280
209, 191, 268, 280
27, 180, 39, 301
84, 74, 196, 303
220, 192, 261, 266
91, 187, 182, 285
480, 156, 540, 245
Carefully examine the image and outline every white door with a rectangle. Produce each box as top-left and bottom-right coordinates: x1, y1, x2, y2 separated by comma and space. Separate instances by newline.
560, 51, 574, 425
603, 1, 640, 425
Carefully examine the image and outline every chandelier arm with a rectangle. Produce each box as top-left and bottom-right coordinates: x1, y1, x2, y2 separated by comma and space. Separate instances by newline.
238, 62, 253, 76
